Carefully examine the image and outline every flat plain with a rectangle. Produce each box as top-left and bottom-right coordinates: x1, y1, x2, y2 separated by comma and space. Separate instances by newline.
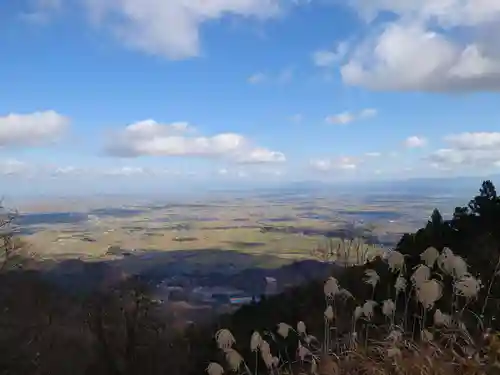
13, 190, 463, 273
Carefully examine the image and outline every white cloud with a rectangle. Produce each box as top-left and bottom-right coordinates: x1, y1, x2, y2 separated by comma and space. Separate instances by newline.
325, 108, 377, 124
248, 68, 294, 84
0, 159, 29, 176
404, 135, 427, 148
428, 131, 500, 168
312, 41, 349, 67
340, 1, 500, 91
84, 0, 283, 59
428, 148, 500, 166
310, 156, 357, 171
365, 152, 381, 157
0, 110, 69, 147
289, 114, 303, 123
105, 119, 285, 164
236, 148, 286, 164
444, 132, 500, 149
325, 112, 354, 125
348, 0, 500, 28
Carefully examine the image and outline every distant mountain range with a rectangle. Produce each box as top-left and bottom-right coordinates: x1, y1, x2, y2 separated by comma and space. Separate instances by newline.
251, 175, 500, 199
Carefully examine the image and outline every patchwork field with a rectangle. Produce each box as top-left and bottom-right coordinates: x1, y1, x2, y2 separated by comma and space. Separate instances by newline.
13, 191, 461, 273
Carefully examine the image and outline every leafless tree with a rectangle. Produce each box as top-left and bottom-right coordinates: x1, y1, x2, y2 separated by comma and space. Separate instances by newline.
0, 202, 18, 271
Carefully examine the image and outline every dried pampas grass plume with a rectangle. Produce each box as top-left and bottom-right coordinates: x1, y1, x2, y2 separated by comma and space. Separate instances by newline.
451, 254, 469, 279
382, 299, 396, 317
324, 277, 340, 299
387, 250, 405, 273
387, 329, 402, 343
297, 321, 307, 335
362, 300, 377, 320
324, 305, 334, 321
206, 362, 224, 375
364, 269, 380, 288
454, 274, 482, 299
215, 329, 236, 350
395, 275, 407, 295
437, 247, 455, 275
261, 351, 274, 369
297, 341, 311, 361
421, 246, 439, 268
354, 306, 363, 321
411, 264, 431, 287
416, 279, 443, 310
250, 331, 262, 352
224, 349, 244, 372
433, 309, 452, 327
260, 340, 271, 356
311, 358, 318, 375
277, 322, 293, 338
421, 329, 434, 342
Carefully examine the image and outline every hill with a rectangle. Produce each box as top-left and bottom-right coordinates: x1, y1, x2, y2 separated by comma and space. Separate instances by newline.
1, 180, 500, 375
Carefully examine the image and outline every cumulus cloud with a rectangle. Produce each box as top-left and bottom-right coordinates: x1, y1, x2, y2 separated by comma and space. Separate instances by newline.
348, 0, 500, 27
105, 119, 285, 164
404, 135, 427, 148
428, 131, 500, 168
340, 1, 500, 91
325, 108, 377, 124
0, 110, 69, 147
444, 132, 500, 149
83, 0, 283, 59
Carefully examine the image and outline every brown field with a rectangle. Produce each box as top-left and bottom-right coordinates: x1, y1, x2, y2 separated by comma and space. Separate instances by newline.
15, 193, 453, 271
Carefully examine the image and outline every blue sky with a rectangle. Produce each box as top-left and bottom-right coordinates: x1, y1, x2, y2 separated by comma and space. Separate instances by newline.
1, 0, 500, 196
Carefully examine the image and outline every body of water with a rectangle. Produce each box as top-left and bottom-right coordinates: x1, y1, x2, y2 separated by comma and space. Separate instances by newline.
17, 212, 89, 226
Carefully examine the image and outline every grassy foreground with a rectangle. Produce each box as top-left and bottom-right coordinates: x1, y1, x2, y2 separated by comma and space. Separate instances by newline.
197, 180, 500, 375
